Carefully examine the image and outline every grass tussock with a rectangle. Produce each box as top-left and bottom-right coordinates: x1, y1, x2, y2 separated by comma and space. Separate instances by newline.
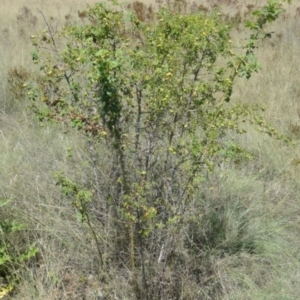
1, 0, 300, 299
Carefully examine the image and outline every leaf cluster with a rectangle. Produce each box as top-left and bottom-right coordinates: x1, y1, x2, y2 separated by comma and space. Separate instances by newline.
0, 199, 38, 296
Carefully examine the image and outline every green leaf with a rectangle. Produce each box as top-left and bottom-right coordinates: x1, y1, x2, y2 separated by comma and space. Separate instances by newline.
0, 199, 10, 207
95, 49, 109, 57
31, 51, 39, 61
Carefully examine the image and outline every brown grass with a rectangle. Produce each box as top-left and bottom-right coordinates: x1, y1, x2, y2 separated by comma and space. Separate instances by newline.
1, 0, 300, 299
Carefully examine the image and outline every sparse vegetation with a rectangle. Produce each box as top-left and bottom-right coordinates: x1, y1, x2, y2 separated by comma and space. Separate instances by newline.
1, 0, 300, 299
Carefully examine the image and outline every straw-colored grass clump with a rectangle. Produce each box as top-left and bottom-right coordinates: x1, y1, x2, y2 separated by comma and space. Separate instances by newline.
1, 0, 300, 299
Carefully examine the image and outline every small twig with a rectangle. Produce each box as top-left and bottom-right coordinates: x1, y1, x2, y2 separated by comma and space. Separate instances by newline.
37, 9, 58, 52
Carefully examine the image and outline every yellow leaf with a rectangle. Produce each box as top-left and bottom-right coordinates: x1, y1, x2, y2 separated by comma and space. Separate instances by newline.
0, 284, 13, 298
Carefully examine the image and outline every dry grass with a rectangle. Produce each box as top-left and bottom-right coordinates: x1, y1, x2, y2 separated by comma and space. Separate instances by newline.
1, 0, 300, 299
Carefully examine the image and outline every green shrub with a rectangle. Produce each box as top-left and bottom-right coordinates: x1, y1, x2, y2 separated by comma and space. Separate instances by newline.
26, 0, 291, 298
0, 199, 38, 297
